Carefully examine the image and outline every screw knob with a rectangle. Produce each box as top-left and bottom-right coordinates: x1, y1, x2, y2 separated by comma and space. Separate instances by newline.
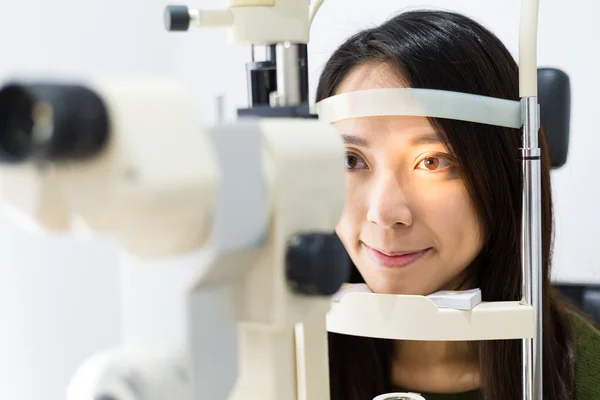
164, 6, 190, 31
286, 233, 351, 296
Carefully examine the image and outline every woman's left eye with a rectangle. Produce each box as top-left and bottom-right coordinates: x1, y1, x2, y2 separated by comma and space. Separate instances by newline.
416, 156, 452, 171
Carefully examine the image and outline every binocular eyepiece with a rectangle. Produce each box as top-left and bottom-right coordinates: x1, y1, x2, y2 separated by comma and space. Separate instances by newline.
0, 83, 109, 163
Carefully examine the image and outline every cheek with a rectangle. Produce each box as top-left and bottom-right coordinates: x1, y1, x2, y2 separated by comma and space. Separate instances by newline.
412, 180, 482, 253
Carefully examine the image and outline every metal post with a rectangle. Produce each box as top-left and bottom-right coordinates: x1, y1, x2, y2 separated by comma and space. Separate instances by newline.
272, 41, 301, 107
520, 96, 543, 400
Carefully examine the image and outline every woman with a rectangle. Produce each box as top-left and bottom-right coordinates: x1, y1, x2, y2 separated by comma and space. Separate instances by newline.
315, 10, 599, 400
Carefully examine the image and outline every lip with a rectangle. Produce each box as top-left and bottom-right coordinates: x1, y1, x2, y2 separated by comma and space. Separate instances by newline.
363, 243, 431, 268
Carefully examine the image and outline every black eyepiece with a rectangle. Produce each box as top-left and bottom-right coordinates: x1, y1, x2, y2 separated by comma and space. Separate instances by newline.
0, 83, 109, 163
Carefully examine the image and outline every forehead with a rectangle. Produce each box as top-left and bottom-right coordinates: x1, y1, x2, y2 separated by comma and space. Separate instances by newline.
333, 63, 438, 143
335, 62, 407, 94
333, 115, 434, 138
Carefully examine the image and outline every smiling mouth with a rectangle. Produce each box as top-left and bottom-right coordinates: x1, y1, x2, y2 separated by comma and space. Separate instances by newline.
362, 243, 431, 268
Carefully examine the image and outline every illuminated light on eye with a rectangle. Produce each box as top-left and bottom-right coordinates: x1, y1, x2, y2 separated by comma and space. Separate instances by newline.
424, 157, 439, 170
417, 156, 452, 171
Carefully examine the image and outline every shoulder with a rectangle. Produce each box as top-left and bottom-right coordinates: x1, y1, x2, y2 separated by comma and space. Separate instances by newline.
567, 309, 600, 400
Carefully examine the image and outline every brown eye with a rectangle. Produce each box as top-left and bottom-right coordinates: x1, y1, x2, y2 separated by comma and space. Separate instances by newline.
344, 153, 367, 170
423, 157, 439, 170
417, 156, 451, 171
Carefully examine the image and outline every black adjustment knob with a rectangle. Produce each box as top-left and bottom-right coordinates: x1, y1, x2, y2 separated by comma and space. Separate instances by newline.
164, 6, 190, 31
286, 233, 351, 296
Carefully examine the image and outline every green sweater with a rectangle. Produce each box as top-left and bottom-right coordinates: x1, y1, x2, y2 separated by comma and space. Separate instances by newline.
393, 310, 600, 400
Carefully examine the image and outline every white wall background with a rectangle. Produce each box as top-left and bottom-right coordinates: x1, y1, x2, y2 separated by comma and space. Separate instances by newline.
0, 0, 598, 399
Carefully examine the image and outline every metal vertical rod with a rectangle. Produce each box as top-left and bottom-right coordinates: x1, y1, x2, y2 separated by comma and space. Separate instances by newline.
273, 41, 301, 106
520, 96, 543, 400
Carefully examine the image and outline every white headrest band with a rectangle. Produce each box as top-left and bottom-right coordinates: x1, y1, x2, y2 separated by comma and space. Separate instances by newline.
313, 88, 522, 129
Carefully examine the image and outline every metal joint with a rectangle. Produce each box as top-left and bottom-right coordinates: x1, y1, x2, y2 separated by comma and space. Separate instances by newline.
520, 148, 541, 159
521, 97, 540, 149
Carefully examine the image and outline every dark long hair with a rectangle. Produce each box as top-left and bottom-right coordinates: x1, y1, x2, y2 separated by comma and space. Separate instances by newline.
316, 10, 575, 400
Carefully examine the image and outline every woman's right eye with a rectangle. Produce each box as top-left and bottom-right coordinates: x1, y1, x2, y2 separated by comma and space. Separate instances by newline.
344, 153, 367, 170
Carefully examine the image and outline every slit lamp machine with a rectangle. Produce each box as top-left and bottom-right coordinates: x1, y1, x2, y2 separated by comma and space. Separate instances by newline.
0, 0, 572, 399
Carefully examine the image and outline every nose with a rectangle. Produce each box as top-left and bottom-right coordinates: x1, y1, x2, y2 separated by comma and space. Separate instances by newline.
366, 172, 413, 228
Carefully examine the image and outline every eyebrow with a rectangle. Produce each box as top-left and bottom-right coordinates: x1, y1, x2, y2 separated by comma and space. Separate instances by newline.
342, 134, 368, 147
411, 132, 442, 146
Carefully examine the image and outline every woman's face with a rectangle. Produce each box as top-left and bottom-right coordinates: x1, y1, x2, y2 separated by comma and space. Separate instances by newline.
333, 63, 484, 295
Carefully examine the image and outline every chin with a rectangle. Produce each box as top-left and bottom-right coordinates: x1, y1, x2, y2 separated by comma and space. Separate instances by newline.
364, 280, 427, 296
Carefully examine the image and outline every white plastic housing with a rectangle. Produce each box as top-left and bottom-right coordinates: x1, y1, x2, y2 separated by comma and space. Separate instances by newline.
0, 163, 71, 232
327, 292, 535, 341
519, 0, 540, 97
188, 117, 345, 400
0, 78, 220, 258
226, 0, 309, 45
66, 345, 192, 400
373, 394, 425, 400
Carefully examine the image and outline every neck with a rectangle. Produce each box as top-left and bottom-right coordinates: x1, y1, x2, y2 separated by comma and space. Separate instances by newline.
391, 340, 481, 394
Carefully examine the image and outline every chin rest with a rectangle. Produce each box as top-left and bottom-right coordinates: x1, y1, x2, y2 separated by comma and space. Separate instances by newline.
538, 68, 571, 169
